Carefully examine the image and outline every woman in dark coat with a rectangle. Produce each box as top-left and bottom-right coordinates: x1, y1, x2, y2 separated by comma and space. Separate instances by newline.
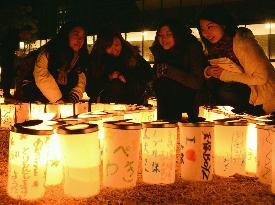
86, 27, 153, 104
150, 19, 207, 121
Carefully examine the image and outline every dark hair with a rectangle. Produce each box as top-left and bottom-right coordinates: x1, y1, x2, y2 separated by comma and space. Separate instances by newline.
44, 21, 89, 71
197, 6, 238, 45
88, 26, 139, 77
151, 19, 198, 53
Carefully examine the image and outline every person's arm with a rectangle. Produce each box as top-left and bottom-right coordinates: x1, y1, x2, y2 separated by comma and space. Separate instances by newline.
220, 35, 274, 85
69, 72, 86, 102
134, 55, 154, 82
33, 51, 62, 102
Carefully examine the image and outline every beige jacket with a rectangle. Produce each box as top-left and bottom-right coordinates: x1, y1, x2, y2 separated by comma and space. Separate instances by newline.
219, 28, 275, 114
33, 51, 86, 103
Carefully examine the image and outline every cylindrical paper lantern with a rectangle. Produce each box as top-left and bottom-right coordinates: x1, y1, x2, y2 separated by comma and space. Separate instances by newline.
91, 103, 105, 112
57, 123, 100, 198
214, 120, 247, 177
7, 121, 52, 200
178, 122, 214, 181
103, 121, 141, 188
104, 103, 127, 111
257, 123, 273, 184
15, 103, 30, 123
1, 103, 16, 128
59, 103, 74, 118
74, 101, 89, 115
46, 104, 61, 119
30, 103, 45, 120
141, 121, 178, 184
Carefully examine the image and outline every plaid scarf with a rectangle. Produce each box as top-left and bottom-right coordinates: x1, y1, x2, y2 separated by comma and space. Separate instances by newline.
207, 35, 243, 71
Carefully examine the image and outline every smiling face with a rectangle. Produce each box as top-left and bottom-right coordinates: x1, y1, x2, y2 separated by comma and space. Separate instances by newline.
105, 37, 122, 57
69, 26, 86, 52
157, 25, 175, 50
199, 19, 225, 44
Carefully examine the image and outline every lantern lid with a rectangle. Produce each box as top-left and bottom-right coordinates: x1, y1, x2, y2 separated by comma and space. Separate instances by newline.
58, 118, 83, 125
142, 121, 178, 128
11, 120, 54, 135
214, 118, 247, 126
104, 121, 142, 130
56, 123, 98, 134
77, 113, 102, 121
178, 121, 214, 127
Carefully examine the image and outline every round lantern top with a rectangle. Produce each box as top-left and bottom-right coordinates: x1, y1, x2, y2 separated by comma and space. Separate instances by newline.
142, 121, 178, 128
11, 120, 54, 135
214, 118, 247, 126
56, 123, 98, 134
59, 118, 83, 125
90, 111, 114, 118
77, 113, 102, 121
178, 121, 214, 127
104, 120, 142, 130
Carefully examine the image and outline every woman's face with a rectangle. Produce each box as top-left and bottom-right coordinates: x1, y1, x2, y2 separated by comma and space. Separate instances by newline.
199, 19, 225, 44
69, 26, 86, 52
158, 25, 175, 50
105, 37, 122, 57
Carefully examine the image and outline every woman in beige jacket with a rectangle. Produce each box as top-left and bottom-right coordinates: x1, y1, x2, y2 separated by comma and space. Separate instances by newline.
198, 6, 275, 114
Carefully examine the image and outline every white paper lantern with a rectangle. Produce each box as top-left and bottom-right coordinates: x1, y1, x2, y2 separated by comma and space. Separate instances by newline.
15, 103, 30, 123
91, 103, 105, 112
74, 101, 89, 115
30, 103, 45, 120
1, 103, 16, 128
257, 123, 273, 184
141, 121, 177, 184
178, 122, 214, 181
104, 103, 127, 111
57, 123, 100, 198
214, 120, 247, 177
103, 121, 141, 188
46, 104, 61, 119
7, 121, 52, 200
59, 103, 74, 118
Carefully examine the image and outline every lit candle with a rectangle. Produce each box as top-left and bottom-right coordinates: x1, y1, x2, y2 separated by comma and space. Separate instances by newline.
103, 121, 141, 188
178, 121, 214, 181
141, 121, 177, 184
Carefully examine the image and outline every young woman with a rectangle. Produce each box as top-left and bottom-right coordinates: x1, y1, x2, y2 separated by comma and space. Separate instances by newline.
86, 27, 153, 104
16, 21, 88, 103
198, 6, 275, 114
150, 19, 207, 121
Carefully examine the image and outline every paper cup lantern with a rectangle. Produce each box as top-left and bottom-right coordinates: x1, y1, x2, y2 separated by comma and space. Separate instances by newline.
57, 123, 100, 198
103, 121, 142, 188
7, 121, 52, 200
178, 122, 214, 181
245, 122, 257, 176
74, 101, 89, 115
15, 103, 30, 123
46, 104, 61, 119
141, 121, 178, 184
257, 123, 273, 185
91, 103, 105, 112
59, 103, 74, 118
30, 103, 45, 120
104, 103, 127, 111
1, 103, 16, 128
214, 120, 247, 177
124, 110, 143, 123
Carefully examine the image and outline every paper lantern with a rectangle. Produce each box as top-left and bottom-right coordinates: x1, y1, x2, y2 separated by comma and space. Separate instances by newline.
57, 123, 100, 198
91, 103, 105, 112
30, 103, 45, 120
1, 103, 16, 129
141, 121, 177, 184
147, 97, 157, 107
257, 123, 273, 184
74, 101, 89, 115
124, 110, 143, 123
104, 103, 127, 111
7, 121, 52, 200
103, 121, 142, 188
245, 122, 257, 176
15, 103, 30, 123
59, 103, 74, 118
46, 104, 61, 119
271, 127, 275, 194
178, 122, 214, 181
214, 120, 247, 177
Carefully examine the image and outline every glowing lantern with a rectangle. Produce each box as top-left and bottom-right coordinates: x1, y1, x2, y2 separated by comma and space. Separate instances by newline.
124, 110, 143, 123
141, 121, 177, 184
1, 104, 16, 128
46, 104, 61, 119
178, 122, 214, 181
15, 103, 30, 123
214, 120, 247, 177
207, 109, 226, 121
104, 103, 127, 111
147, 97, 157, 107
74, 101, 89, 115
30, 103, 45, 120
59, 103, 74, 118
245, 122, 257, 176
257, 123, 273, 184
57, 123, 100, 198
103, 121, 142, 188
91, 103, 105, 112
7, 121, 52, 200
271, 127, 275, 194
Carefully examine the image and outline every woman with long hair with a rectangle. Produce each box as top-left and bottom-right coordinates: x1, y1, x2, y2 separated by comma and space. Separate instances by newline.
86, 27, 153, 104
18, 21, 88, 103
198, 6, 275, 114
150, 19, 207, 121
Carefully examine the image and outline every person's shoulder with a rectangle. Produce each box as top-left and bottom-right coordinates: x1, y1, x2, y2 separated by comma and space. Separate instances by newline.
234, 27, 255, 42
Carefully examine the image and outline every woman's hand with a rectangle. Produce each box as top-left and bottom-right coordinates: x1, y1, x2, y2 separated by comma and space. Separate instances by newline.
205, 65, 224, 78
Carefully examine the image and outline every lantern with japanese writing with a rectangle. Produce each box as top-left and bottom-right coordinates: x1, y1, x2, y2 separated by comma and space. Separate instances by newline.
103, 121, 142, 188
57, 123, 100, 198
178, 122, 214, 181
214, 120, 247, 177
257, 123, 273, 185
141, 121, 177, 184
1, 103, 16, 128
7, 120, 52, 200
